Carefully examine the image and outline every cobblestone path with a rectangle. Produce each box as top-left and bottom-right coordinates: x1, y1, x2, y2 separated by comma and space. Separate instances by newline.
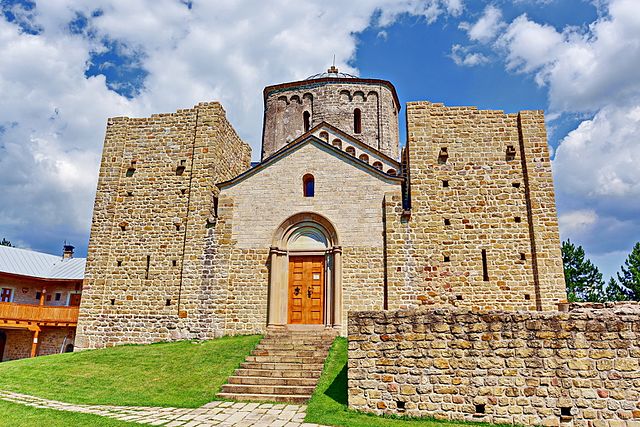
0, 390, 330, 426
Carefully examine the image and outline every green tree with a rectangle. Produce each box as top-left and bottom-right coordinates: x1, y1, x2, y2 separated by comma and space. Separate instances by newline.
562, 239, 605, 302
0, 238, 13, 247
616, 242, 640, 301
603, 277, 629, 301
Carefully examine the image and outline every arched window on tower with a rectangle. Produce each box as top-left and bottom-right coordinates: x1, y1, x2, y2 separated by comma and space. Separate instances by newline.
303, 174, 314, 197
303, 111, 311, 132
354, 108, 362, 134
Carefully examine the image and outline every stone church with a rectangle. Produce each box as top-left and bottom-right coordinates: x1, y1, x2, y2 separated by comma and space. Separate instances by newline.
75, 68, 566, 349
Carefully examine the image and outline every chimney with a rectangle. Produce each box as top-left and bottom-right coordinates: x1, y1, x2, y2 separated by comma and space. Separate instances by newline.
63, 244, 74, 259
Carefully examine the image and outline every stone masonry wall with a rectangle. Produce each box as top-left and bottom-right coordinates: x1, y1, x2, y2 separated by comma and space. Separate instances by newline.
263, 80, 399, 159
386, 102, 565, 312
76, 102, 250, 349
348, 304, 640, 426
1, 327, 75, 361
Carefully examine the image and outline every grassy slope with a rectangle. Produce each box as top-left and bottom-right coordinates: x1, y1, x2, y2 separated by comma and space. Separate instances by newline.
0, 335, 261, 408
0, 400, 136, 427
306, 337, 494, 427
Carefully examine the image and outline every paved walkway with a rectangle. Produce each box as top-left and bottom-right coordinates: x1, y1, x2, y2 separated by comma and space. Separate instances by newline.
0, 390, 330, 426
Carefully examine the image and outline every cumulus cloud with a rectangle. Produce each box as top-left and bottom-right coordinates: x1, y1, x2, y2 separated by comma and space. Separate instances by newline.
449, 44, 489, 66
459, 5, 504, 43
558, 209, 598, 237
0, 0, 465, 254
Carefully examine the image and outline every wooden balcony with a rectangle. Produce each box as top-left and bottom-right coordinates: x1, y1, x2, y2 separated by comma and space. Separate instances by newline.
0, 302, 79, 329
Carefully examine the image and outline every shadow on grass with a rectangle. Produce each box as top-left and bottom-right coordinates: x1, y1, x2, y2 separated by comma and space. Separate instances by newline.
324, 363, 348, 405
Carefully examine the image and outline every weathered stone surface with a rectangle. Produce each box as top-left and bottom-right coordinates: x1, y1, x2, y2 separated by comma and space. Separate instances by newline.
348, 303, 640, 426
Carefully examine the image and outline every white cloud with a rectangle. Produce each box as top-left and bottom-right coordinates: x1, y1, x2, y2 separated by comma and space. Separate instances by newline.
0, 0, 465, 253
558, 209, 598, 236
450, 44, 489, 66
459, 5, 504, 43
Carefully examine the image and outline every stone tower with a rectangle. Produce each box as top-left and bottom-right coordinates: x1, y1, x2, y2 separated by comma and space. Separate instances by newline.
261, 66, 400, 160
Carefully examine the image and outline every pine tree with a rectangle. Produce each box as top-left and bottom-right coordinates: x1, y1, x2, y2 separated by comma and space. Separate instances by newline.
616, 242, 640, 301
562, 239, 605, 302
0, 238, 13, 247
604, 277, 629, 301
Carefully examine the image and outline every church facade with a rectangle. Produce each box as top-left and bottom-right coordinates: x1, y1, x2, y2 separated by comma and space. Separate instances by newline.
75, 69, 566, 349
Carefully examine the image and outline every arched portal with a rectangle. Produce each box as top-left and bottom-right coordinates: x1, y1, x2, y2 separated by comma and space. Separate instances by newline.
269, 213, 342, 328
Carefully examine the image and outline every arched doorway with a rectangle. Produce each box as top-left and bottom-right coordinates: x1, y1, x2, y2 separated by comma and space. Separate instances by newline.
269, 213, 342, 329
0, 331, 6, 362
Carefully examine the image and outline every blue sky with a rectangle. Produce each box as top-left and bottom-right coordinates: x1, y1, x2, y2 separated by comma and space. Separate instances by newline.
0, 0, 638, 282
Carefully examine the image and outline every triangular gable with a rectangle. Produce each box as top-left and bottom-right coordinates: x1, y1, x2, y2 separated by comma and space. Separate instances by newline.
217, 133, 403, 189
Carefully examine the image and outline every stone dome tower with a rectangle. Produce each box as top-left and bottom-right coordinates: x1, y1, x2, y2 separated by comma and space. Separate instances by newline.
261, 66, 400, 160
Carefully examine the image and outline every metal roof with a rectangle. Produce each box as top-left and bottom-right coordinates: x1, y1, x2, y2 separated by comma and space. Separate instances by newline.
0, 245, 85, 280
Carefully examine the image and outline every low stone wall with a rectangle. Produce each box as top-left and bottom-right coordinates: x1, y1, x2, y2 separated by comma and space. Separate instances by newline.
348, 304, 640, 426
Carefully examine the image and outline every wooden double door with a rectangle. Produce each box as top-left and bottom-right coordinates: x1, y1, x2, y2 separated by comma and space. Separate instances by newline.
288, 256, 325, 324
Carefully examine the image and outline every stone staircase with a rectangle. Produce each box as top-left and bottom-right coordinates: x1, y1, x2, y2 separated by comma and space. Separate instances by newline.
217, 326, 338, 404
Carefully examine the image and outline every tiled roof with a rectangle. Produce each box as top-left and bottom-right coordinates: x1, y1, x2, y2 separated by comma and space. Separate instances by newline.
0, 245, 85, 280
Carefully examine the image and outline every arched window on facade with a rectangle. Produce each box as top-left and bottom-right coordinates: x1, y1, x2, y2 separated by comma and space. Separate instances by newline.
303, 111, 311, 132
319, 131, 329, 141
359, 153, 369, 164
387, 168, 397, 176
345, 146, 356, 156
354, 108, 362, 134
373, 161, 383, 170
332, 138, 342, 149
303, 174, 314, 197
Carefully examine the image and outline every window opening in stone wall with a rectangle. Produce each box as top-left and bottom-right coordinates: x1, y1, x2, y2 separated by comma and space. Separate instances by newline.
55, 293, 61, 301
126, 160, 137, 177
213, 195, 219, 218
506, 145, 517, 161
438, 147, 448, 164
482, 249, 489, 281
359, 153, 369, 164
110, 298, 115, 305
117, 260, 122, 267
354, 108, 362, 134
520, 252, 526, 261
176, 159, 186, 176
119, 222, 127, 231
444, 218, 451, 226
514, 216, 521, 223
303, 111, 310, 132
525, 294, 531, 300
456, 295, 463, 300
444, 255, 450, 262
332, 138, 342, 149
145, 255, 150, 280
345, 146, 355, 156
475, 404, 486, 414
175, 224, 181, 231
319, 131, 329, 141
166, 299, 171, 306
126, 191, 133, 197
303, 174, 314, 197
373, 161, 383, 170
172, 260, 177, 267
560, 407, 573, 421
442, 180, 449, 188
512, 182, 520, 188
387, 169, 397, 176
396, 401, 405, 411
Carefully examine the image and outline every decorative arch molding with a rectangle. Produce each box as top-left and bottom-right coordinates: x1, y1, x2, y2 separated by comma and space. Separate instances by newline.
269, 212, 342, 329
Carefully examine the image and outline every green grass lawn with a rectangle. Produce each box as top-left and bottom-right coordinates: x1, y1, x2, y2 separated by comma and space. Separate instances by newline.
306, 337, 494, 427
0, 400, 136, 427
0, 335, 261, 408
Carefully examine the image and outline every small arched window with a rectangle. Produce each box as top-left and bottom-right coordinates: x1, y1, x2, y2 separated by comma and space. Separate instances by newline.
303, 111, 311, 132
319, 131, 329, 141
387, 168, 397, 176
354, 108, 362, 134
359, 153, 369, 164
332, 138, 342, 149
303, 174, 314, 197
373, 161, 383, 170
345, 146, 356, 156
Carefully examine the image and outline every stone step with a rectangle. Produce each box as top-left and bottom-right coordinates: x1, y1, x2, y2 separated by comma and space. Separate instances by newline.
244, 355, 326, 364
233, 368, 322, 378
251, 349, 328, 357
254, 343, 331, 351
221, 383, 316, 396
227, 376, 318, 387
216, 392, 311, 404
239, 362, 325, 371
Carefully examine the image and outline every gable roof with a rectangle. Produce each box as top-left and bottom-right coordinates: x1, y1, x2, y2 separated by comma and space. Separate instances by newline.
0, 245, 85, 281
311, 121, 400, 166
218, 128, 403, 189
